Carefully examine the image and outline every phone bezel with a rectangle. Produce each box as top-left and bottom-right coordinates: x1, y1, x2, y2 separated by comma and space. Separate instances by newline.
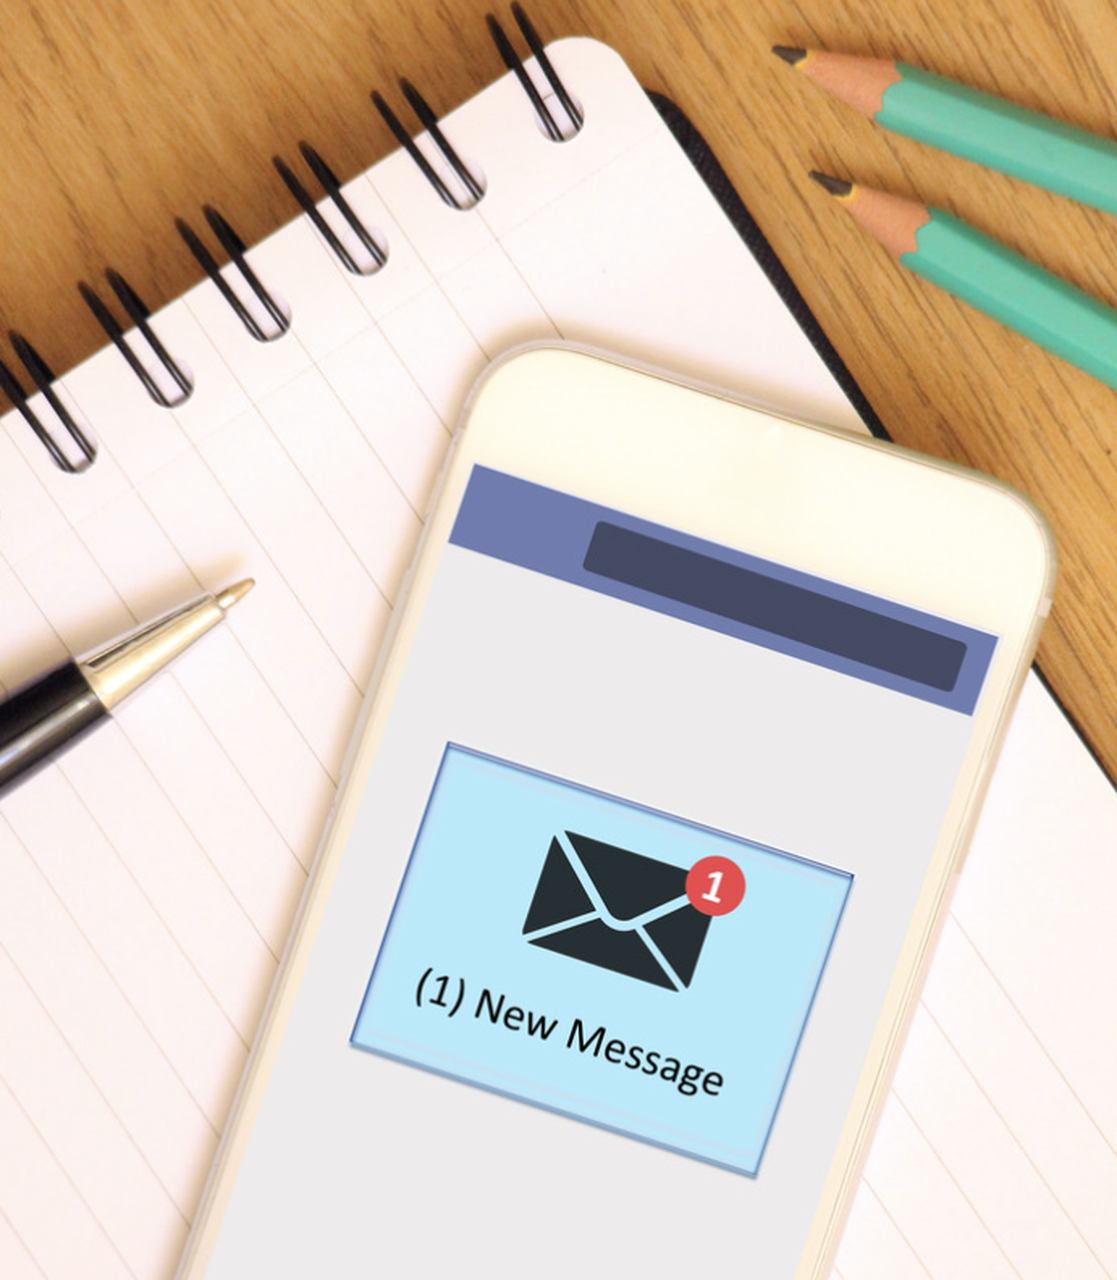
178, 343, 1054, 1279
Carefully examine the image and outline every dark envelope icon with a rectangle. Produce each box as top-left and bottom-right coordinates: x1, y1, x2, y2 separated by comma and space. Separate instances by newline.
522, 831, 711, 990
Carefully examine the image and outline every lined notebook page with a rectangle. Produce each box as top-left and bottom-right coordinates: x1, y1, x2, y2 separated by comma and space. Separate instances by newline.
0, 38, 1112, 1280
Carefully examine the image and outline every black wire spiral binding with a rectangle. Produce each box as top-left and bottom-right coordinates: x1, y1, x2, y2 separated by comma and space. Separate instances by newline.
487, 3, 584, 139
273, 143, 387, 274
0, 335, 97, 473
371, 82, 485, 210
80, 271, 194, 406
4, 5, 578, 469
176, 207, 291, 342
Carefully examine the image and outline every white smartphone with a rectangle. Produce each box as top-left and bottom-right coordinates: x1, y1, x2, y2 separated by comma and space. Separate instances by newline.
179, 345, 1054, 1279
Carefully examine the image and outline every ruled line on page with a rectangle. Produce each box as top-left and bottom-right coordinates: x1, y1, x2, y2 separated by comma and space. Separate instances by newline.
0, 1049, 138, 1279
921, 947, 1110, 1274
948, 914, 1117, 1163
0, 769, 232, 1248
840, 1180, 933, 1280
861, 1092, 1019, 1279
0, 1203, 48, 1280
0, 941, 189, 1228
890, 1090, 1025, 1279
0, 806, 221, 1142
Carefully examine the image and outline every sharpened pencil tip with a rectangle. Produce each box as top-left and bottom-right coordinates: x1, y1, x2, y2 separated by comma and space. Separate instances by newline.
809, 171, 854, 198
772, 45, 807, 66
215, 578, 255, 611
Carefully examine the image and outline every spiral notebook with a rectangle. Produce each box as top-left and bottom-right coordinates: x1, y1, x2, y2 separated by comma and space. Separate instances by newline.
0, 27, 1114, 1280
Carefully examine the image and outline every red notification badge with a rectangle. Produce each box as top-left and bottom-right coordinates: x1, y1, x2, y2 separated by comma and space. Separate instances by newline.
686, 856, 746, 916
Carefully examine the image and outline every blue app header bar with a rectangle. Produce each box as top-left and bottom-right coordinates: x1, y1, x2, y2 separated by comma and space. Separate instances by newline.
449, 466, 997, 714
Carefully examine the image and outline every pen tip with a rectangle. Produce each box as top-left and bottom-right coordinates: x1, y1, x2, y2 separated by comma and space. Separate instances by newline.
809, 170, 854, 198
215, 578, 255, 611
772, 45, 807, 66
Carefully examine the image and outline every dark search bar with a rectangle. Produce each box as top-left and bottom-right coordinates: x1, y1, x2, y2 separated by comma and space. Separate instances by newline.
583, 522, 966, 693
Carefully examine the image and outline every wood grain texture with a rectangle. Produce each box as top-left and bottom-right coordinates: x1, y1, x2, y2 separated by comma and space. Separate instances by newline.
0, 0, 1113, 777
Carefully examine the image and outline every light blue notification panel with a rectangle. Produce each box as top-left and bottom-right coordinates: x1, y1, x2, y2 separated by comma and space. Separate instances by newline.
351, 746, 852, 1175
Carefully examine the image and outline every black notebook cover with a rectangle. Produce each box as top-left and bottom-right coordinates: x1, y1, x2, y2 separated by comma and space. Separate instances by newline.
650, 91, 890, 442
651, 89, 1107, 776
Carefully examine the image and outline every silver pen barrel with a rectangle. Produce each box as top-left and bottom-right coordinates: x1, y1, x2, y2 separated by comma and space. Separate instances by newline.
79, 579, 255, 711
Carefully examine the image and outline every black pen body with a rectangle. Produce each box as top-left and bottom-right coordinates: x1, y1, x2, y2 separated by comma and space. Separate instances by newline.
0, 661, 106, 793
0, 580, 253, 799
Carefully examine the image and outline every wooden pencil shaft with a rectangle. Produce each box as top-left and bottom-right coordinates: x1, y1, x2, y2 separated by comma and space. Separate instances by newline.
843, 184, 929, 259
883, 66, 1117, 214
795, 50, 900, 117
788, 48, 1117, 215
903, 209, 1117, 389
824, 179, 1117, 391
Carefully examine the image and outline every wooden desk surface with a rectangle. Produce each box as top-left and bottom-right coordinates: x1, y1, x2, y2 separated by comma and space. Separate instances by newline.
1, 0, 1113, 777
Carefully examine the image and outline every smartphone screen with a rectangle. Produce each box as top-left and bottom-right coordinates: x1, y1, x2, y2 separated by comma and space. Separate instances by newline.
206, 462, 999, 1275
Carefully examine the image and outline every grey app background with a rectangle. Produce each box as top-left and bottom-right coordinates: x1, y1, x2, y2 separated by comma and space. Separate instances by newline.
204, 547, 974, 1278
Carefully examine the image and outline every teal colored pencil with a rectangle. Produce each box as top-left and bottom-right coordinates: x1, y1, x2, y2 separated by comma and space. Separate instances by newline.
809, 172, 1117, 390
776, 47, 1117, 215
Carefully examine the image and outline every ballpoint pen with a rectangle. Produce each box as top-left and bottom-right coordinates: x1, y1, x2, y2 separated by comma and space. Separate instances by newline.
0, 579, 254, 795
